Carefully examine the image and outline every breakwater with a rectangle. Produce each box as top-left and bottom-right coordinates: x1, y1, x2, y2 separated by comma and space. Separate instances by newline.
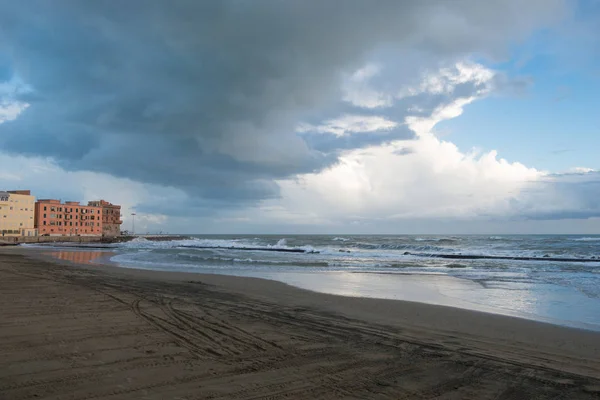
0, 235, 189, 246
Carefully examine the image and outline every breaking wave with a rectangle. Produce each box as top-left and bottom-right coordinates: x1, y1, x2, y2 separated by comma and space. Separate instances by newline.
119, 237, 319, 253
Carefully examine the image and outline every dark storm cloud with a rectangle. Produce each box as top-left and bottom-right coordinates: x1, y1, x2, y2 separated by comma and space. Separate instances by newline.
0, 55, 11, 82
0, 0, 566, 206
302, 128, 412, 154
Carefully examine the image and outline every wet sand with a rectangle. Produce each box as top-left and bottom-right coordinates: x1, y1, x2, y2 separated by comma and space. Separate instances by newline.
1, 248, 600, 399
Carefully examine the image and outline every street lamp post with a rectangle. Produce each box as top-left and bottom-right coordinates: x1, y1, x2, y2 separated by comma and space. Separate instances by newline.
131, 213, 136, 236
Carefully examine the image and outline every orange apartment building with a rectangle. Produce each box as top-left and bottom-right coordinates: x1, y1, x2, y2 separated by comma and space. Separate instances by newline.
87, 200, 122, 237
35, 200, 103, 236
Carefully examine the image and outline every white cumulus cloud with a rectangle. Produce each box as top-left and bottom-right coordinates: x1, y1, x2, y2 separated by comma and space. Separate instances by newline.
0, 77, 31, 124
342, 64, 393, 109
0, 100, 29, 124
256, 62, 546, 225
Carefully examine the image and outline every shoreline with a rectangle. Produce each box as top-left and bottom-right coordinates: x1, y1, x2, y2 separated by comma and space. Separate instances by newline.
2, 247, 600, 398
32, 245, 600, 332
9, 247, 600, 365
15, 236, 600, 263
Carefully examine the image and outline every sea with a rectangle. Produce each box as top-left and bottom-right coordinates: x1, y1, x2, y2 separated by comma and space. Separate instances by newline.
38, 234, 600, 331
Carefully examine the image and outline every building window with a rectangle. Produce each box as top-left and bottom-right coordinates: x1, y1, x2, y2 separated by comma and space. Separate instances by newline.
44, 206, 47, 211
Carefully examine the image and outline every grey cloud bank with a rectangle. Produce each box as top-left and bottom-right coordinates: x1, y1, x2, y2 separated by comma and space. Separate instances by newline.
0, 0, 566, 210
510, 171, 600, 221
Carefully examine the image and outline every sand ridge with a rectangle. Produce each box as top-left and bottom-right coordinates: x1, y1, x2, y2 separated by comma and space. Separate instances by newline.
1, 250, 600, 399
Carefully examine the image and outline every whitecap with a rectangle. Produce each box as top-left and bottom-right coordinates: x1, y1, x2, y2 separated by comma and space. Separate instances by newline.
332, 237, 350, 242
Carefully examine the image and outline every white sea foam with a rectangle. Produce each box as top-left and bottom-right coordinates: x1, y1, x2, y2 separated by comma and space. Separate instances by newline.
176, 253, 298, 265
118, 236, 319, 254
414, 237, 433, 242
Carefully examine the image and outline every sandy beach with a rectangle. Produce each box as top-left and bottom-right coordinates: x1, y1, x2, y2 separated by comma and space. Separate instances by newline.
1, 248, 600, 399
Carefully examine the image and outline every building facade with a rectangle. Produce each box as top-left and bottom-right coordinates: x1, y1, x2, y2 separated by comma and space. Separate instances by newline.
88, 200, 122, 237
35, 200, 103, 236
0, 190, 37, 237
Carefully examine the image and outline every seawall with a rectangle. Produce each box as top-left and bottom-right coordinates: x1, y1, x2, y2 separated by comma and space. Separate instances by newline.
0, 235, 190, 246
0, 236, 124, 246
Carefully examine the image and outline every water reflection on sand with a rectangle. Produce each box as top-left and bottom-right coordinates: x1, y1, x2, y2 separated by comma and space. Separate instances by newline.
48, 250, 110, 265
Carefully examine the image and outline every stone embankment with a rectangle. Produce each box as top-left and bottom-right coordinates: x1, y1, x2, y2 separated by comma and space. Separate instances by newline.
0, 235, 189, 246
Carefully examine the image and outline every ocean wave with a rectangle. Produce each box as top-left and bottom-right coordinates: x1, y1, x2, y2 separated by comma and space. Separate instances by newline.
121, 251, 332, 268
352, 242, 449, 253
404, 252, 600, 263
332, 237, 350, 242
119, 237, 319, 254
445, 263, 469, 269
414, 237, 460, 243
175, 253, 304, 265
573, 237, 600, 242
121, 237, 460, 255
326, 261, 393, 268
178, 244, 318, 254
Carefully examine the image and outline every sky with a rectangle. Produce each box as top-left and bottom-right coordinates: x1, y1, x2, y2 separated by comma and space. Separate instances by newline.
0, 0, 599, 234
